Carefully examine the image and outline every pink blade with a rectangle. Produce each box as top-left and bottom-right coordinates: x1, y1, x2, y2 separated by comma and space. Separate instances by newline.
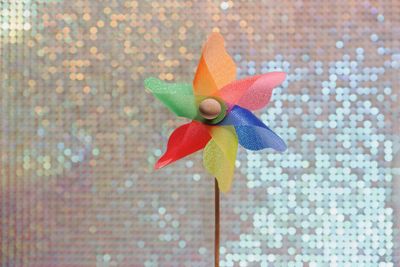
155, 121, 211, 169
218, 72, 286, 110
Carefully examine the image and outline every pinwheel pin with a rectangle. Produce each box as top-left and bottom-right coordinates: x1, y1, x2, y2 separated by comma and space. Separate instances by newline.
145, 32, 287, 193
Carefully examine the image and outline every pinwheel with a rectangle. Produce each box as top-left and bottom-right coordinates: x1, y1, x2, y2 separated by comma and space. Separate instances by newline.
145, 32, 287, 267
145, 32, 287, 193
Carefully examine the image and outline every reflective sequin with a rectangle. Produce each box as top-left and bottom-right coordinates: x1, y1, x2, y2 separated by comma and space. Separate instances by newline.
0, 0, 399, 266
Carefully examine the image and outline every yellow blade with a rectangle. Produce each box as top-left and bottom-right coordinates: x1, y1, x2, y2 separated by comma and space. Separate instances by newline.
203, 126, 238, 192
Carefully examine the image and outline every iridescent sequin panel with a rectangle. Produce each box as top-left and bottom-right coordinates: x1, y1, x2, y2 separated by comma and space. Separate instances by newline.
1, 0, 399, 266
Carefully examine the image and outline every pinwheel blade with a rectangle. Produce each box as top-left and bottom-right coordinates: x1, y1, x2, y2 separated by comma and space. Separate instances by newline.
144, 77, 198, 119
219, 72, 286, 110
203, 126, 238, 192
193, 32, 236, 97
219, 105, 287, 151
155, 121, 211, 169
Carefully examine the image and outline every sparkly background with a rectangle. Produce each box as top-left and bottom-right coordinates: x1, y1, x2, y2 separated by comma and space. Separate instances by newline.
1, 0, 399, 266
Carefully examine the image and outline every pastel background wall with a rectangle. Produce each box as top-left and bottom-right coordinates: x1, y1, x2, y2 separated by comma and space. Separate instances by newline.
1, 0, 399, 266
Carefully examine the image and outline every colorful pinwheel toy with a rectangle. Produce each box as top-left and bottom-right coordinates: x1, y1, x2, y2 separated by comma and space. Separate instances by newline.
145, 32, 287, 193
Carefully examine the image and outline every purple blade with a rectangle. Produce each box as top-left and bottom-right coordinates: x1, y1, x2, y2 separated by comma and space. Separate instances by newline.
219, 105, 287, 151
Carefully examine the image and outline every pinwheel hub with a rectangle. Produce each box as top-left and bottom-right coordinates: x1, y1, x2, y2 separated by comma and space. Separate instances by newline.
199, 98, 222, 119
197, 97, 227, 124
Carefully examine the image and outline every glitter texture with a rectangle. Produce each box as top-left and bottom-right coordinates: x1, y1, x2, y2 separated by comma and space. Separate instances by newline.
1, 0, 399, 266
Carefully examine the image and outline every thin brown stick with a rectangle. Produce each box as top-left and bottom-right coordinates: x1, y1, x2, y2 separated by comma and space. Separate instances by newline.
214, 179, 220, 267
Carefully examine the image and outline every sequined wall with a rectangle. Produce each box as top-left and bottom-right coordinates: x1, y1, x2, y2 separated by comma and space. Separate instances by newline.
1, 0, 399, 266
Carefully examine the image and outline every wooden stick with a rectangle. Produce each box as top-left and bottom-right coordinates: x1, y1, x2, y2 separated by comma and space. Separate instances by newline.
214, 179, 220, 267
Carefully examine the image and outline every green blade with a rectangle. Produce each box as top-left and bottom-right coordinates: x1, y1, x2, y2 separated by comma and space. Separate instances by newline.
144, 77, 197, 119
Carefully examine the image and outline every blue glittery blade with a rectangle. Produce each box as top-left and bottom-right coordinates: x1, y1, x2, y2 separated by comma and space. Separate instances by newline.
219, 105, 287, 151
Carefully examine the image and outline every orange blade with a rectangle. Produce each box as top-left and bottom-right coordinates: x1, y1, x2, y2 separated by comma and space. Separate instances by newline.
193, 32, 237, 97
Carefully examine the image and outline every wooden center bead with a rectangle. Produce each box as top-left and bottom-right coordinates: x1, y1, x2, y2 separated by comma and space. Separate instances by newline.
199, 98, 222, 120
